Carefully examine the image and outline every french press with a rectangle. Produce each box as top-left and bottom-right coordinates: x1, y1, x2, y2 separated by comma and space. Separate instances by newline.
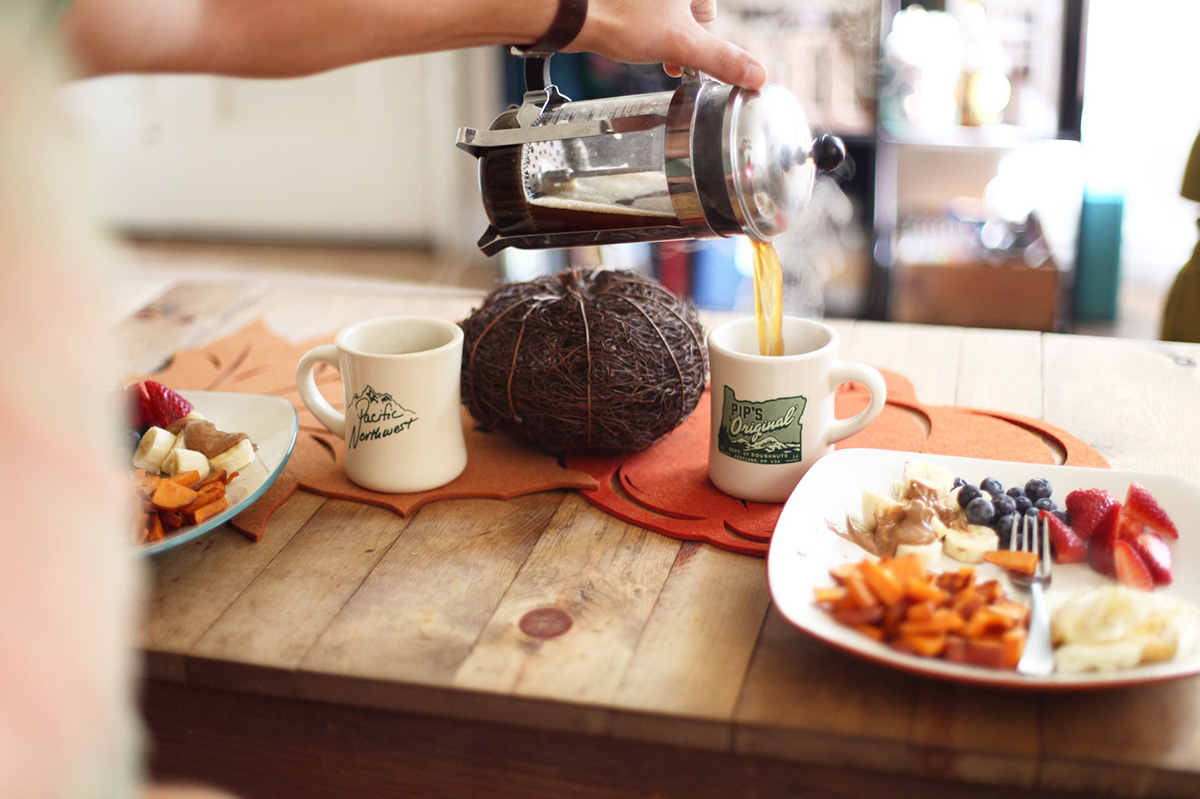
456, 56, 845, 256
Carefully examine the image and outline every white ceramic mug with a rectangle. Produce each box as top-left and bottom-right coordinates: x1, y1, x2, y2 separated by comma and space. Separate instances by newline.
296, 316, 467, 493
707, 316, 886, 503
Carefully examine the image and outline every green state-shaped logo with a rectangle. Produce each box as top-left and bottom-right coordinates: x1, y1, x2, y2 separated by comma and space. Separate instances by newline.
717, 385, 806, 465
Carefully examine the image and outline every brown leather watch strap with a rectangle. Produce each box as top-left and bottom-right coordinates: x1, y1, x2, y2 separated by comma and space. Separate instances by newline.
509, 0, 588, 56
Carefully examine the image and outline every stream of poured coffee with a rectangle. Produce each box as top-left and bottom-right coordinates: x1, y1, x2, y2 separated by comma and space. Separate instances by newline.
751, 239, 785, 356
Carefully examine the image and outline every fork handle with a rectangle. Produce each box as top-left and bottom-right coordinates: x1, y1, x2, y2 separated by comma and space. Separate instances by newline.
1020, 582, 1054, 676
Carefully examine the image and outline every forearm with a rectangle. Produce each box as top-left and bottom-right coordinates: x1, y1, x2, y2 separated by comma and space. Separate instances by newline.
62, 0, 558, 77
61, 0, 765, 88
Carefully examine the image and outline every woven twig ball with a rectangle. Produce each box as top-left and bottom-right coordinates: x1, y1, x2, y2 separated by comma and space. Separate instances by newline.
460, 268, 708, 454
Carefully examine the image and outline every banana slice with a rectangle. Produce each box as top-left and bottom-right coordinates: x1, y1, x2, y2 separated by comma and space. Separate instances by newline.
942, 523, 999, 564
209, 438, 255, 474
896, 539, 943, 571
861, 489, 903, 532
901, 460, 957, 501
132, 426, 177, 473
160, 448, 211, 481
1055, 641, 1145, 673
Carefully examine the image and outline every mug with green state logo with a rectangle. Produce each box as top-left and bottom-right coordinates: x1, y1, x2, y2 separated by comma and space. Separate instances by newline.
707, 316, 886, 503
296, 316, 467, 494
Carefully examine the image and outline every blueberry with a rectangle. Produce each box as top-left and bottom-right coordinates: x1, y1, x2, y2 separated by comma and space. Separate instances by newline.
957, 484, 982, 509
953, 476, 968, 489
1006, 486, 1027, 500
1014, 495, 1033, 514
966, 496, 996, 525
980, 477, 1005, 497
1054, 509, 1070, 525
991, 494, 1017, 518
1024, 506, 1041, 518
128, 428, 143, 453
1035, 497, 1058, 513
1025, 477, 1053, 501
995, 513, 1018, 547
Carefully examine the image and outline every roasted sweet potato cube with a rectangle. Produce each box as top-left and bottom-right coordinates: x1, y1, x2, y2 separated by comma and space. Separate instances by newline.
861, 559, 905, 606
984, 550, 1039, 575
159, 511, 184, 530
852, 623, 886, 642
899, 632, 947, 658
964, 637, 1007, 669
843, 570, 880, 608
886, 553, 927, 586
1001, 628, 1027, 670
168, 470, 202, 487
962, 607, 1020, 639
145, 512, 165, 542
829, 562, 858, 585
899, 608, 965, 637
904, 577, 946, 604
183, 496, 228, 526
882, 600, 910, 638
198, 469, 227, 486
813, 586, 848, 605
133, 511, 150, 542
181, 483, 226, 515
905, 600, 937, 622
132, 472, 161, 497
832, 604, 886, 627
151, 479, 199, 511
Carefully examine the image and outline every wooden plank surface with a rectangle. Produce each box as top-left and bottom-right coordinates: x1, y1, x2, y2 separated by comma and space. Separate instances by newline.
120, 279, 1200, 799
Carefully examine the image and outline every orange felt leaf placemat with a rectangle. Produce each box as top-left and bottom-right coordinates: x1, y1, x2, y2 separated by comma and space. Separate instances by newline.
565, 370, 1109, 557
127, 320, 599, 541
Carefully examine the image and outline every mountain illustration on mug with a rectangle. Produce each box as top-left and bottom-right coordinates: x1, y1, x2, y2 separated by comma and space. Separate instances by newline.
717, 386, 806, 465
348, 384, 419, 449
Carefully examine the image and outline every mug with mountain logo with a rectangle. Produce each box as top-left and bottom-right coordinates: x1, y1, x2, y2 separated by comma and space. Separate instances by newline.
707, 317, 886, 503
297, 316, 467, 493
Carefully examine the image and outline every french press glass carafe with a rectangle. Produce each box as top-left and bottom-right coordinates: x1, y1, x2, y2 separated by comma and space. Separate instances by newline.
456, 57, 845, 255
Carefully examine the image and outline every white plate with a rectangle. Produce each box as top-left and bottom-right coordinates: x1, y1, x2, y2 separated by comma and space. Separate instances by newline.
138, 391, 299, 556
767, 448, 1200, 690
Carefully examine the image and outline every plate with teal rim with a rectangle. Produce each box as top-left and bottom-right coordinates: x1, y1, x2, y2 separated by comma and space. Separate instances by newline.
767, 448, 1200, 690
137, 391, 298, 556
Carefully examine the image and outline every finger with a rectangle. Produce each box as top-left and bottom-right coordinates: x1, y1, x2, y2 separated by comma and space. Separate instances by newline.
691, 0, 718, 29
678, 28, 767, 89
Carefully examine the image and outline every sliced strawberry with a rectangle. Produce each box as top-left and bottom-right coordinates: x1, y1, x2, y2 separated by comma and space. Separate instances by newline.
126, 382, 154, 428
1124, 483, 1179, 540
1130, 530, 1173, 586
1087, 501, 1123, 577
1064, 488, 1120, 540
144, 380, 194, 428
1040, 509, 1087, 564
1113, 539, 1155, 591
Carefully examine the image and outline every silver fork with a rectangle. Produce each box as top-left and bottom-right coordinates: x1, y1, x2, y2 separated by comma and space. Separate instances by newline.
1010, 513, 1054, 676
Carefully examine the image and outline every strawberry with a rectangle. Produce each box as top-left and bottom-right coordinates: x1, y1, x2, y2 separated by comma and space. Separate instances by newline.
1123, 483, 1179, 540
1040, 510, 1087, 564
1130, 530, 1173, 586
1087, 501, 1122, 577
1113, 539, 1155, 591
1064, 488, 1120, 540
144, 380, 194, 428
126, 382, 154, 429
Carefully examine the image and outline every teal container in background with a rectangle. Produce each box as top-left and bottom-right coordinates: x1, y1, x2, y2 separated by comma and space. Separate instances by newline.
1073, 192, 1124, 320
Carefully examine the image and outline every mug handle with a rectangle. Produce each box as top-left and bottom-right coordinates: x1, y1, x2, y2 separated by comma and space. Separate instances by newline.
295, 345, 346, 439
827, 362, 887, 444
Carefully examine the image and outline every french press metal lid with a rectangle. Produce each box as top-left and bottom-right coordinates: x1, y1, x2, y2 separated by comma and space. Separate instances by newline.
456, 56, 844, 255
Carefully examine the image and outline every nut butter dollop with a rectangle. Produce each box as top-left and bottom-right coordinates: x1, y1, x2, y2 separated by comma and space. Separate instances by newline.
834, 498, 940, 558
168, 419, 251, 458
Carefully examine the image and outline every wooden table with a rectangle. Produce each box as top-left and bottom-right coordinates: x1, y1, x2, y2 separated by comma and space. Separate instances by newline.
121, 276, 1200, 799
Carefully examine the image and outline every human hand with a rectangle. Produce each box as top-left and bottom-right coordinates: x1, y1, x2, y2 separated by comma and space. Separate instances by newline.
566, 0, 767, 89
